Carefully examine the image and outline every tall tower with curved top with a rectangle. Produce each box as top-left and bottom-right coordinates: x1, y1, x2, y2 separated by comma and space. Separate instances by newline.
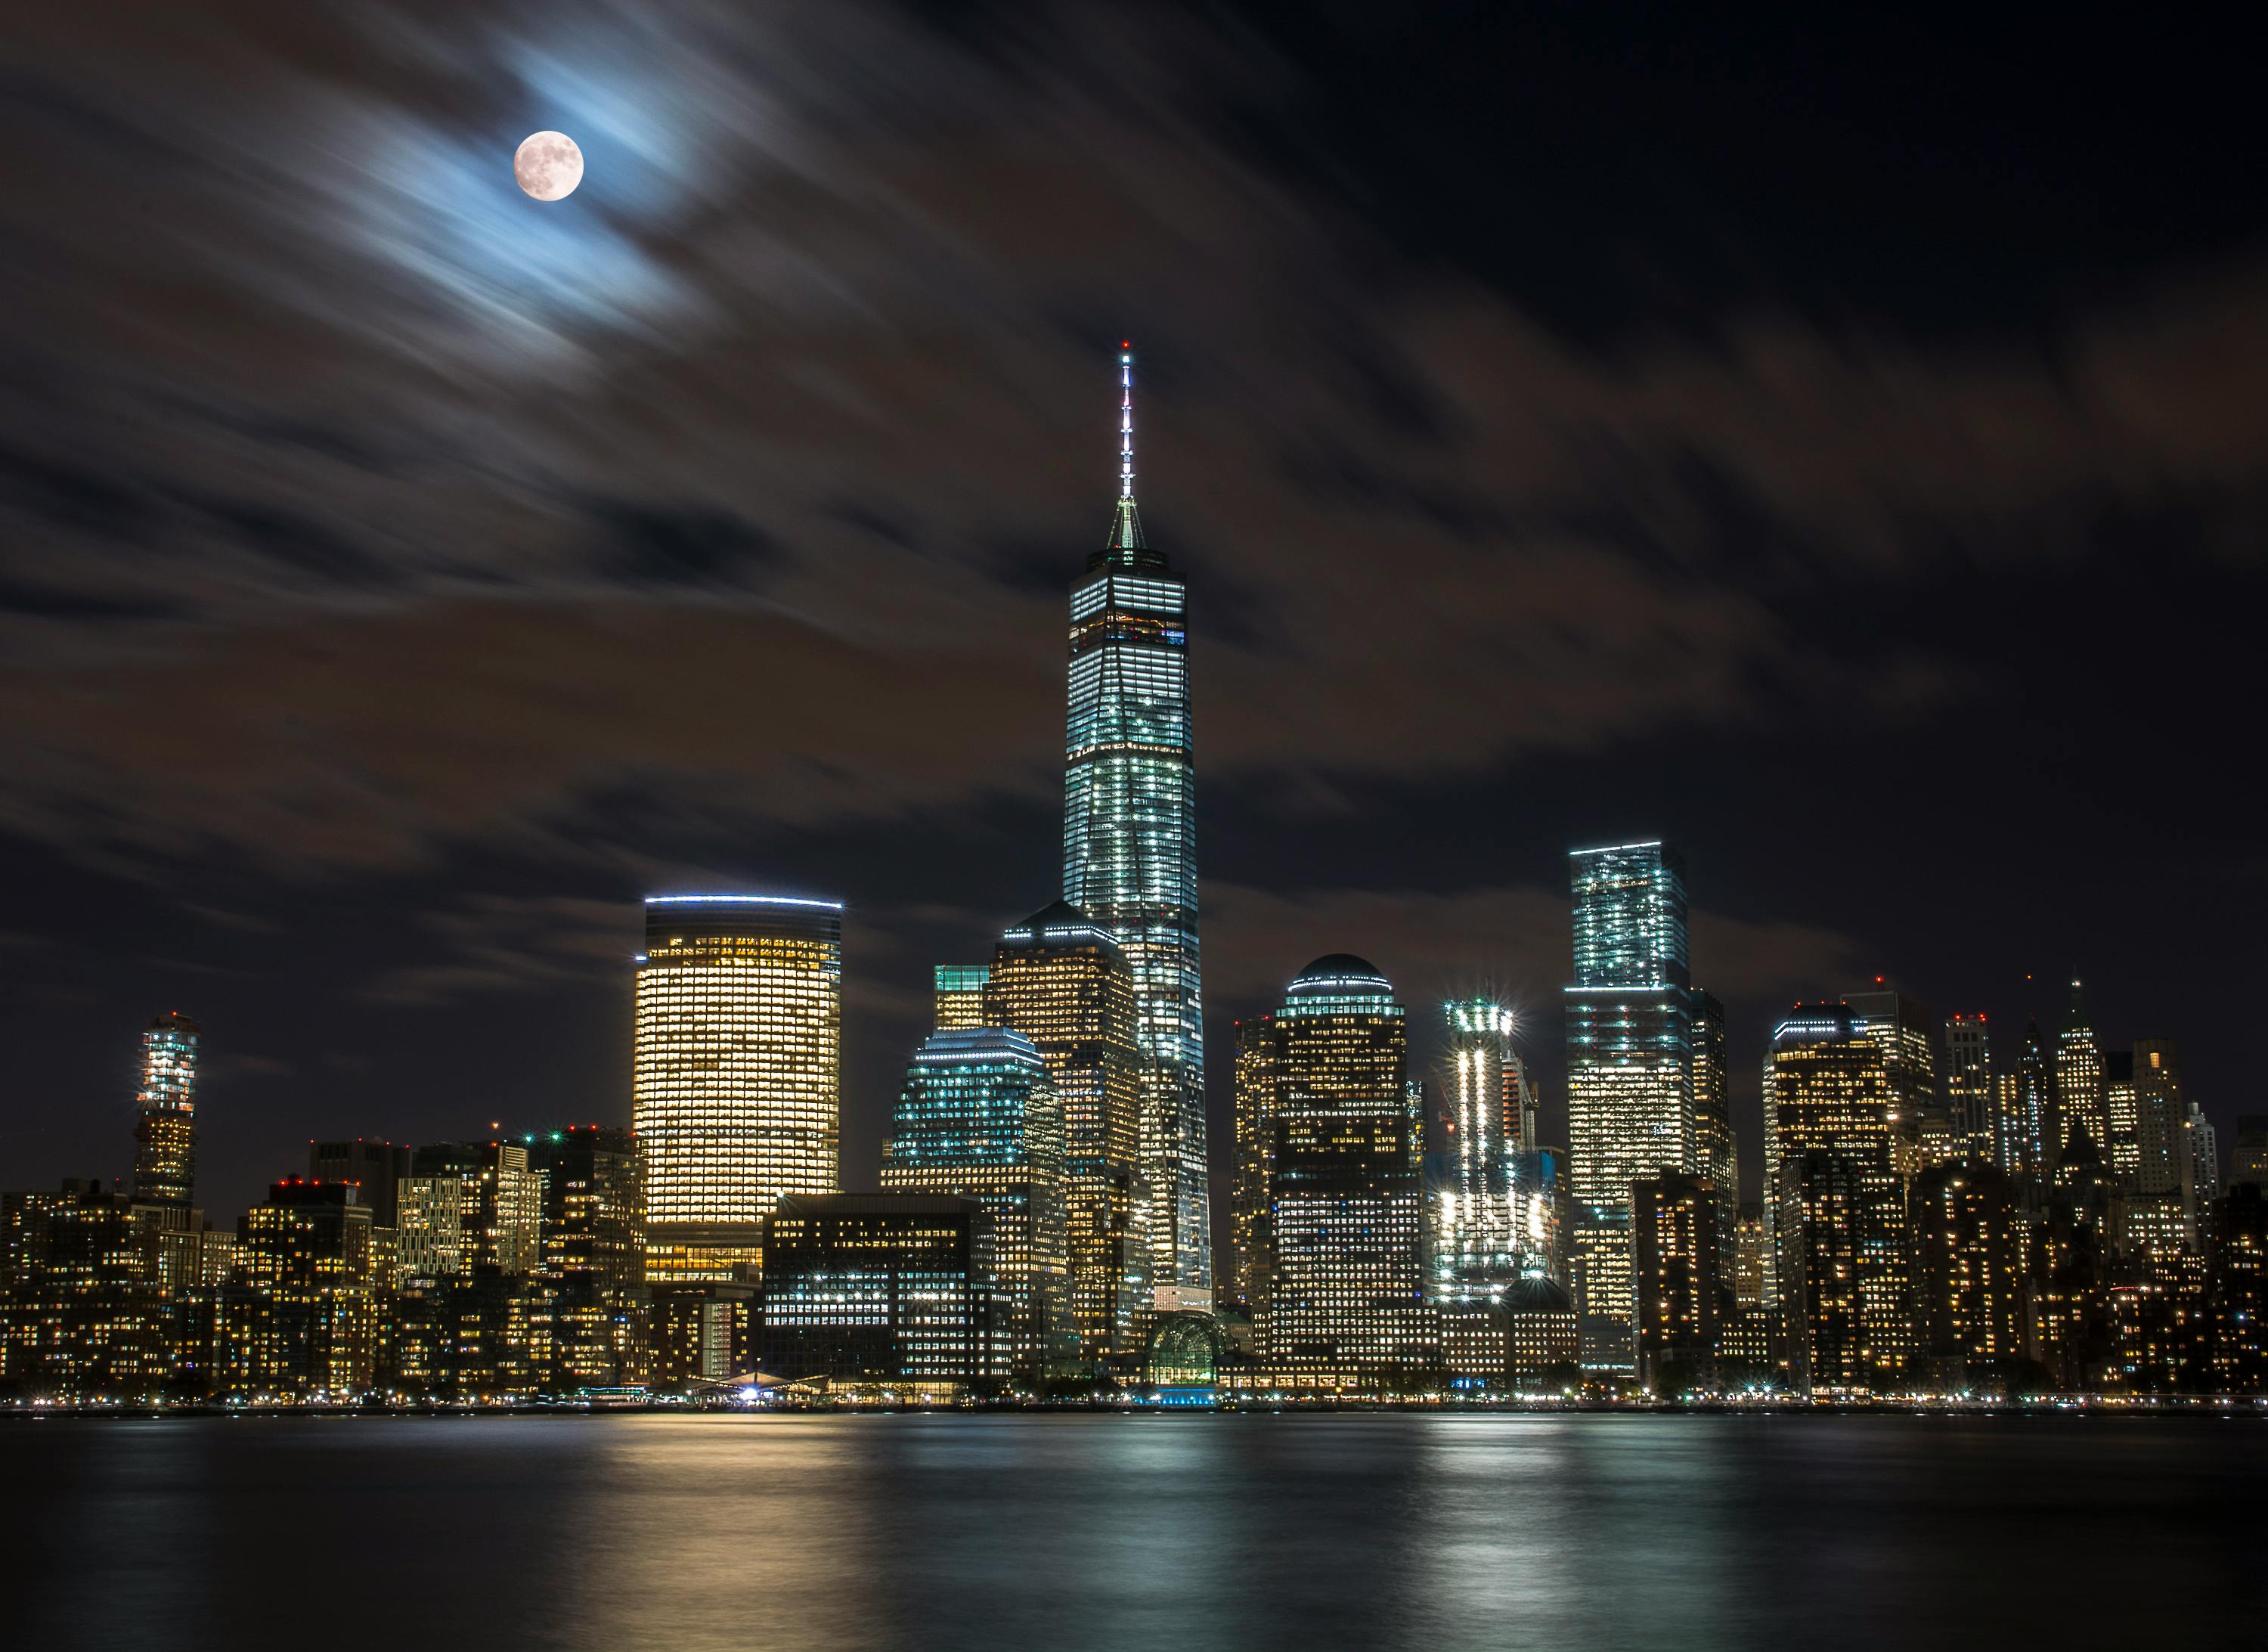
1061, 345, 1210, 1305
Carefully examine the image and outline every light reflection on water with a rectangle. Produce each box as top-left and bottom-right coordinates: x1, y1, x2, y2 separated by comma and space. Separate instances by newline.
6, 1412, 2265, 1651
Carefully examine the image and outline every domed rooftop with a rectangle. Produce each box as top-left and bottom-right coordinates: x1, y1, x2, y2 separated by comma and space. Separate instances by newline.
1503, 1275, 1575, 1316
1285, 954, 1392, 997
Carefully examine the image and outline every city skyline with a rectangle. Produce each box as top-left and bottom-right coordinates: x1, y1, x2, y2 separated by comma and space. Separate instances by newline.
3, 4, 2263, 1295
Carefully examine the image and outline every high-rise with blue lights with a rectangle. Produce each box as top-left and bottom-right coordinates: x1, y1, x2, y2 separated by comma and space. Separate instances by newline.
1564, 840, 1694, 1372
1061, 346, 1208, 1306
880, 1025, 1068, 1371
132, 1012, 200, 1210
634, 893, 843, 1281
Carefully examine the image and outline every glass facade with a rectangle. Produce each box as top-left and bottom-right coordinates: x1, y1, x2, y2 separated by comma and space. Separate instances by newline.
132, 1012, 200, 1210
1564, 841, 1693, 1371
1061, 349, 1207, 1301
981, 903, 1144, 1357
1258, 957, 1427, 1380
1431, 999, 1521, 1305
879, 1026, 1067, 1372
932, 965, 990, 1031
634, 894, 842, 1279
757, 1194, 993, 1393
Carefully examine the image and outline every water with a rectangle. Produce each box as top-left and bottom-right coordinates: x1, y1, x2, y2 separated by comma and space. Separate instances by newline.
5, 1412, 2263, 1650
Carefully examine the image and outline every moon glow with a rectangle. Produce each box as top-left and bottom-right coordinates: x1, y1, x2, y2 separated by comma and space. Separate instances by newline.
513, 132, 584, 201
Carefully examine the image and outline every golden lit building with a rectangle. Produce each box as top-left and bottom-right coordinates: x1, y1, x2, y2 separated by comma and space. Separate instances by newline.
2055, 978, 2108, 1156
1911, 1159, 2024, 1388
981, 902, 1143, 1357
635, 894, 842, 1280
218, 1179, 376, 1402
1767, 1004, 1910, 1395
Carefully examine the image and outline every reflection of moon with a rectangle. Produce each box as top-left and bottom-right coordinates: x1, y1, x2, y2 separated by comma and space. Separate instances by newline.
514, 132, 583, 201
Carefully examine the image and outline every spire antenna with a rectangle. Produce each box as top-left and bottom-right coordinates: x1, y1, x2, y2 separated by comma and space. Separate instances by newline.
1118, 342, 1136, 502
1099, 339, 1149, 558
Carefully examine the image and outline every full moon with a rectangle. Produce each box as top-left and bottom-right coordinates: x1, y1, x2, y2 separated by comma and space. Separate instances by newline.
513, 131, 583, 201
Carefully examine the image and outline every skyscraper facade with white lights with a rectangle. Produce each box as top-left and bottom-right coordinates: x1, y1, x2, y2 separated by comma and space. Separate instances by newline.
1432, 999, 1522, 1304
132, 1012, 200, 1210
634, 894, 842, 1280
1564, 840, 1694, 1370
1061, 347, 1208, 1305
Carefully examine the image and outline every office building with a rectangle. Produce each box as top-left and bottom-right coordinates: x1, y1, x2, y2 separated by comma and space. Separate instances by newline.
1632, 1170, 1720, 1393
398, 1141, 540, 1279
0, 1180, 172, 1401
758, 1194, 994, 1393
2055, 978, 2108, 1158
308, 1139, 413, 1229
526, 1127, 643, 1290
2007, 1021, 2056, 1176
1733, 1203, 1767, 1308
1060, 349, 1207, 1307
2211, 1186, 2266, 1392
132, 1012, 200, 1209
1767, 1004, 1909, 1394
1230, 1012, 1280, 1320
1432, 999, 1522, 1305
981, 901, 1142, 1358
1565, 840, 1693, 1372
634, 893, 843, 1280
1944, 1014, 1993, 1161
933, 965, 990, 1031
1260, 957, 1428, 1383
217, 1179, 375, 1402
1689, 987, 1739, 1291
1911, 1160, 2025, 1389
1846, 989, 1939, 1176
1502, 1273, 1581, 1387
879, 1026, 1067, 1372
2103, 1052, 2142, 1182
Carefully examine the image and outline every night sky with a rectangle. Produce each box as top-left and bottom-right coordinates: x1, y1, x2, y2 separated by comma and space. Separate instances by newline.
4, 4, 2263, 1234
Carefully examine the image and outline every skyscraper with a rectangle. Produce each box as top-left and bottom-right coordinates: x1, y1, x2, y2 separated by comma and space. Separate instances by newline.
132, 1012, 200, 1209
1845, 988, 1939, 1176
1432, 999, 1522, 1306
1767, 1003, 1910, 1394
932, 965, 990, 1031
2055, 978, 2108, 1158
1911, 1159, 2025, 1390
634, 894, 842, 1281
2009, 1020, 2056, 1176
1632, 1170, 1721, 1394
879, 1026, 1067, 1372
1689, 987, 1738, 1293
1259, 956, 1427, 1382
1060, 347, 1207, 1306
1229, 1011, 1279, 1320
981, 901, 1143, 1357
1944, 1014, 1993, 1161
2102, 1052, 2143, 1182
1565, 840, 1693, 1372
